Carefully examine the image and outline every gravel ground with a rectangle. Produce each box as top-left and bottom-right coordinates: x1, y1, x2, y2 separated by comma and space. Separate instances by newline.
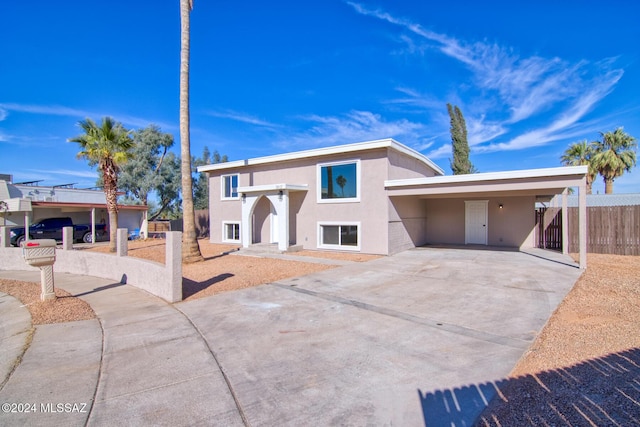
2, 242, 638, 425
476, 253, 640, 426
0, 280, 95, 325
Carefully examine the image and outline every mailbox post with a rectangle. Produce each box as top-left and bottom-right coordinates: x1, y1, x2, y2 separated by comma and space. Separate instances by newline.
22, 239, 57, 301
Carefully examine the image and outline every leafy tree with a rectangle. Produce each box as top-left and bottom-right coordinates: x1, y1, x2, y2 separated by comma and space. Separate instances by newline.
118, 125, 181, 219
192, 146, 227, 210
336, 175, 347, 197
560, 140, 597, 194
447, 103, 476, 175
151, 152, 182, 219
591, 127, 637, 194
180, 0, 203, 262
69, 117, 134, 252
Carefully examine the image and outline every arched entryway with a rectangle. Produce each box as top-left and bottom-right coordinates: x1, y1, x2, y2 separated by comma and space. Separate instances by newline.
251, 195, 279, 244
238, 184, 308, 252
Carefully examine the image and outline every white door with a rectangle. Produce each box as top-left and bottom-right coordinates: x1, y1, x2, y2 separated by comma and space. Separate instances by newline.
465, 201, 488, 245
270, 205, 279, 243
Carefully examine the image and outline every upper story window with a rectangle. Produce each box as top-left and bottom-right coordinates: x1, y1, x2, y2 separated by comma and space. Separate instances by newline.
317, 159, 360, 203
221, 174, 239, 200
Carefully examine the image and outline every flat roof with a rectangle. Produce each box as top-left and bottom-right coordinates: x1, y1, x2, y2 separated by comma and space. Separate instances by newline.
385, 165, 588, 188
197, 138, 446, 176
31, 201, 148, 210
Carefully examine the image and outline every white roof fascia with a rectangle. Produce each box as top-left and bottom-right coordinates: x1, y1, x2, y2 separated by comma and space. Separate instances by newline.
237, 184, 309, 193
385, 165, 588, 188
197, 138, 445, 175
3, 198, 32, 212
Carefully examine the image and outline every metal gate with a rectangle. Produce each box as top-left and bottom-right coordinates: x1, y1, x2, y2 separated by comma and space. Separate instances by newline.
535, 207, 562, 250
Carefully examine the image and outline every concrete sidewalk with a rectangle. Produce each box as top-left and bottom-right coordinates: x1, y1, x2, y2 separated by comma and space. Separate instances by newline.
0, 271, 243, 427
0, 247, 582, 426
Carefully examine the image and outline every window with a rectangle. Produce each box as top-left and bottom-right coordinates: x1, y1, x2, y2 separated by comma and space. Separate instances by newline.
223, 222, 240, 242
221, 174, 239, 199
317, 160, 360, 202
318, 222, 360, 250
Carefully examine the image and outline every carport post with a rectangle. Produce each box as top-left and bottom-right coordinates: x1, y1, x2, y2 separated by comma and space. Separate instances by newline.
0, 226, 8, 247
578, 180, 587, 269
562, 189, 568, 255
24, 212, 31, 243
91, 207, 96, 245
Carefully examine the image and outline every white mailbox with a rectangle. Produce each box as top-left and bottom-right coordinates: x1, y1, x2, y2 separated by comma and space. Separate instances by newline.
22, 239, 57, 267
21, 239, 57, 301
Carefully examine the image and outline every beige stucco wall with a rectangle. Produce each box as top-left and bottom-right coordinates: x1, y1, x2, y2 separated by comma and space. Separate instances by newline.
387, 149, 440, 180
388, 196, 428, 254
207, 148, 396, 254
424, 196, 536, 248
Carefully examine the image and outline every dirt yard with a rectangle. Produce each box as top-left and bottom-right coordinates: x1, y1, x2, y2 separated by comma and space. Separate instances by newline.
80, 239, 380, 300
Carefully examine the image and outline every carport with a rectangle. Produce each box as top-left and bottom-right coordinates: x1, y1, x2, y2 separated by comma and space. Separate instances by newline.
385, 166, 588, 269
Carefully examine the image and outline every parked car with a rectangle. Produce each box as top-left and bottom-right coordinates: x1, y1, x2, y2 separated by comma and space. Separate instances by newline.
9, 217, 107, 247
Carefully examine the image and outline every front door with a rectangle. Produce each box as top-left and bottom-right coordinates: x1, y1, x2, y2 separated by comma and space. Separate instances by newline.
465, 200, 488, 245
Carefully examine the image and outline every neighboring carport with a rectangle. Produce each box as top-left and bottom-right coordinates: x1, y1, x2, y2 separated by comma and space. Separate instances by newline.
384, 166, 588, 269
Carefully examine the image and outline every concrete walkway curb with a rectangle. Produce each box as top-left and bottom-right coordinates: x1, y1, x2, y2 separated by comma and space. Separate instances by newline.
0, 291, 32, 389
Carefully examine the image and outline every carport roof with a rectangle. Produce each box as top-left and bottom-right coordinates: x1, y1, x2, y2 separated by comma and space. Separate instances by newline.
384, 165, 588, 197
31, 201, 148, 210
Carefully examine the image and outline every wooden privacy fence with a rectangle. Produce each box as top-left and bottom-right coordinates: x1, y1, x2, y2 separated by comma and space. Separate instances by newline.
567, 206, 640, 255
536, 205, 640, 255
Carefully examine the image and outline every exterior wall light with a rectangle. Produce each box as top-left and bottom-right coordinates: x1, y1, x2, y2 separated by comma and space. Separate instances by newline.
241, 193, 246, 203
278, 190, 283, 201
499, 203, 504, 209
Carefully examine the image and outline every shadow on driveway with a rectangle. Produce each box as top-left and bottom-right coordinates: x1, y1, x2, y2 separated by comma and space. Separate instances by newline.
419, 347, 640, 426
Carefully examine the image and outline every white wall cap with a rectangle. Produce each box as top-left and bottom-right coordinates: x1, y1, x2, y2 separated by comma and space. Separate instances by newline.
237, 184, 309, 193
385, 165, 588, 188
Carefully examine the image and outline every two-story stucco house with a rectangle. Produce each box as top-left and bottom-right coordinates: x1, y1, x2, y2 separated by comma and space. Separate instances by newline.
198, 138, 588, 267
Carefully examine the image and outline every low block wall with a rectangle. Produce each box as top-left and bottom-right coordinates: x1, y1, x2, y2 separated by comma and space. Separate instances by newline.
0, 229, 183, 303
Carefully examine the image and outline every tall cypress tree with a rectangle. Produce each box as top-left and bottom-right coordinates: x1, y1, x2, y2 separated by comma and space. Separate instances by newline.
447, 103, 476, 174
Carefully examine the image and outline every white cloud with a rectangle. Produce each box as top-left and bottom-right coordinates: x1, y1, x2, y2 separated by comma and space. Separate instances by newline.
467, 116, 507, 146
348, 2, 624, 153
28, 168, 98, 179
206, 109, 282, 129
0, 103, 175, 132
0, 102, 92, 117
276, 110, 424, 149
425, 143, 451, 159
0, 107, 7, 121
478, 70, 623, 153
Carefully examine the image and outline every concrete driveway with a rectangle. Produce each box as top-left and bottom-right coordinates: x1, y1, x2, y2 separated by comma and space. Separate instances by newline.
0, 247, 581, 426
179, 246, 581, 426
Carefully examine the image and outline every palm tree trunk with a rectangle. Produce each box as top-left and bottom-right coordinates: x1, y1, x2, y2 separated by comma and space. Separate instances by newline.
604, 177, 614, 194
180, 0, 203, 263
103, 168, 119, 252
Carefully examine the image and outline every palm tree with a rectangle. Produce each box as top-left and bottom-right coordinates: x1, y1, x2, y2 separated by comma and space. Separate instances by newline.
180, 0, 203, 262
591, 128, 637, 194
560, 140, 597, 194
336, 175, 347, 197
69, 117, 134, 252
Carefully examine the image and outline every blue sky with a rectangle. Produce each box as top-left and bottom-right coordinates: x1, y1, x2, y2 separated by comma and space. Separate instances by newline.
1, 1, 639, 194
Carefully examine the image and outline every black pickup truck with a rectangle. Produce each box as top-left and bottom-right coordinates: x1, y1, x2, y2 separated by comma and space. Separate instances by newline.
10, 217, 107, 247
